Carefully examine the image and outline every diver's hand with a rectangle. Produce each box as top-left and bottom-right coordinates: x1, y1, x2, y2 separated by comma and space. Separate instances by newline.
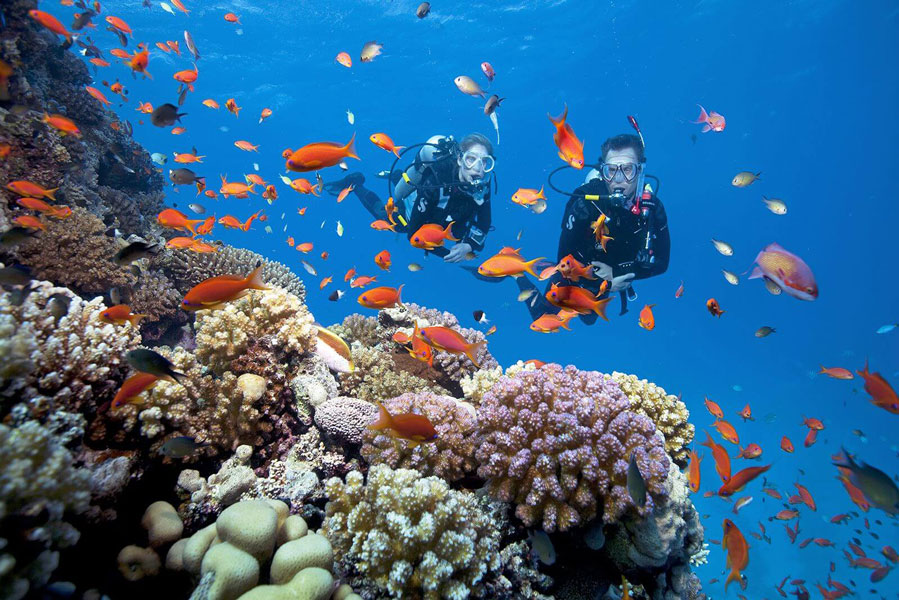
591, 261, 614, 281
444, 242, 472, 263
609, 272, 635, 292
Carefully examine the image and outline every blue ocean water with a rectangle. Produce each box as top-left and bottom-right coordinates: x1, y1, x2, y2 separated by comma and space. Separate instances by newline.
55, 0, 899, 595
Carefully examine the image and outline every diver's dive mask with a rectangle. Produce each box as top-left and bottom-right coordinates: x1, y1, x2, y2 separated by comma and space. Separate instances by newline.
600, 161, 641, 183
461, 151, 495, 173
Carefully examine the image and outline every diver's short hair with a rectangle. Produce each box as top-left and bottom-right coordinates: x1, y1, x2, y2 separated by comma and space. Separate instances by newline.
460, 133, 494, 156
600, 134, 645, 163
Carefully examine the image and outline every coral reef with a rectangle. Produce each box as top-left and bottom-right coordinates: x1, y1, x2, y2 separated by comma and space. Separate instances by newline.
128, 269, 189, 342
194, 287, 316, 375
154, 245, 306, 301
0, 278, 140, 417
0, 421, 92, 600
314, 396, 378, 446
323, 465, 502, 600
605, 372, 694, 464
360, 392, 479, 482
460, 360, 537, 405
329, 313, 381, 348
475, 364, 671, 532
338, 345, 448, 402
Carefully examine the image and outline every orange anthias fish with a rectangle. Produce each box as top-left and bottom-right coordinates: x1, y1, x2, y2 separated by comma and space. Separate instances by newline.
371, 219, 396, 232
195, 216, 215, 236
174, 152, 204, 163
350, 275, 377, 288
749, 242, 818, 301
202, 99, 220, 109
343, 267, 357, 282
737, 404, 754, 422
701, 431, 732, 482
548, 104, 584, 169
105, 15, 132, 36
546, 284, 611, 320
511, 186, 545, 207
126, 44, 151, 78
100, 304, 148, 327
688, 448, 702, 493
706, 298, 725, 317
286, 134, 359, 172
12, 215, 46, 231
374, 250, 391, 271
722, 519, 748, 592
335, 51, 352, 68
637, 304, 655, 330
173, 64, 198, 90
15, 197, 55, 213
856, 360, 899, 414
218, 210, 262, 232
357, 285, 403, 309
590, 213, 614, 251
557, 254, 597, 282
737, 444, 762, 459
157, 208, 204, 235
675, 280, 684, 298
111, 372, 159, 409
224, 12, 241, 24
290, 178, 321, 196
802, 416, 825, 430
296, 242, 314, 253
529, 311, 574, 334
28, 10, 73, 43
795, 482, 817, 511
336, 184, 354, 203
219, 177, 255, 198
234, 140, 259, 152
803, 428, 818, 448
225, 98, 241, 116
368, 401, 438, 448
85, 86, 112, 107
478, 252, 544, 278
259, 108, 272, 123
136, 101, 154, 114
319, 276, 332, 290
419, 326, 486, 367
370, 133, 405, 157
718, 464, 771, 497
166, 236, 196, 250
182, 265, 270, 311
384, 196, 398, 224
693, 104, 726, 133
819, 366, 853, 379
713, 419, 740, 445
780, 436, 794, 453
408, 321, 433, 367
704, 397, 724, 420
43, 113, 81, 137
410, 222, 458, 249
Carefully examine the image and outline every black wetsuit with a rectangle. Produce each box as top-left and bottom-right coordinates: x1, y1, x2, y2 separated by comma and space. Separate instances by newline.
519, 177, 670, 324
351, 155, 492, 257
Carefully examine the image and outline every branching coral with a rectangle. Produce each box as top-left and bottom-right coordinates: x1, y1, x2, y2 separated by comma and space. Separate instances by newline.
460, 361, 537, 405
0, 279, 140, 416
475, 364, 671, 532
194, 287, 316, 375
328, 313, 381, 348
323, 465, 502, 600
605, 372, 694, 464
338, 345, 448, 402
154, 245, 306, 300
360, 392, 479, 482
0, 421, 92, 600
128, 269, 188, 342
11, 207, 136, 294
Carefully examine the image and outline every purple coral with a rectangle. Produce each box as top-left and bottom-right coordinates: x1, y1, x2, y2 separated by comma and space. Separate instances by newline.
475, 364, 670, 531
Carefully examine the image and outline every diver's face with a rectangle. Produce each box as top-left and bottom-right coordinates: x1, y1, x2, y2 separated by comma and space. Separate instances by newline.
457, 143, 490, 184
603, 148, 640, 199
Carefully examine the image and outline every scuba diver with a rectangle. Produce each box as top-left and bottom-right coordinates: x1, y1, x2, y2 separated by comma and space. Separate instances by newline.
518, 126, 670, 324
324, 133, 495, 262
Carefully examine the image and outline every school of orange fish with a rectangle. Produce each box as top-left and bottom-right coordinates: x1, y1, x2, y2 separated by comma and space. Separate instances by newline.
7, 3, 899, 598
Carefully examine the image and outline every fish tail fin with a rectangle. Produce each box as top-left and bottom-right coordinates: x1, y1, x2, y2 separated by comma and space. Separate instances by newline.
724, 569, 742, 592
444, 221, 459, 241
167, 368, 187, 385
245, 265, 270, 291
537, 185, 545, 200
46, 187, 59, 201
393, 146, 405, 158
593, 297, 612, 322
748, 266, 763, 279
756, 171, 762, 178
396, 283, 404, 305
369, 402, 393, 431
522, 257, 546, 277
692, 104, 708, 124
344, 133, 359, 160
701, 124, 711, 133
129, 313, 149, 326
548, 103, 568, 126
464, 340, 485, 368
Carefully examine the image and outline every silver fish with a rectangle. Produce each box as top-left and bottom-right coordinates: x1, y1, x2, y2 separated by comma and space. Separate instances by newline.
722, 269, 739, 285
151, 152, 167, 165
484, 94, 504, 116
184, 30, 200, 60
755, 326, 776, 338
763, 277, 782, 295
301, 260, 317, 276
188, 203, 205, 215
454, 75, 486, 98
711, 238, 733, 256
762, 196, 787, 215
160, 2, 176, 15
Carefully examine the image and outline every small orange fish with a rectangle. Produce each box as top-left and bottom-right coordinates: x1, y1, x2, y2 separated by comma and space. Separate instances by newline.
286, 134, 358, 172
511, 186, 545, 207
259, 108, 272, 123
370, 219, 397, 232
166, 40, 181, 54
557, 254, 597, 282
43, 113, 81, 137
296, 242, 314, 253
173, 152, 204, 163
109, 49, 130, 59
803, 428, 818, 448
47, 205, 72, 219
12, 215, 46, 230
189, 240, 218, 254
529, 311, 574, 334
319, 276, 332, 290
856, 360, 899, 414
410, 222, 458, 249
357, 285, 403, 309
374, 250, 391, 271
157, 208, 204, 235
721, 519, 748, 592
407, 321, 433, 367
173, 64, 198, 90
548, 104, 585, 169
368, 401, 438, 447
546, 284, 611, 320
105, 15, 132, 36
126, 44, 151, 78
718, 464, 770, 496
224, 12, 241, 24
693, 104, 726, 133
478, 252, 544, 278
802, 416, 824, 430
219, 176, 255, 198
700, 431, 731, 482
100, 304, 147, 326
155, 41, 171, 53
171, 127, 186, 135
343, 267, 356, 282
707, 298, 725, 317
111, 372, 159, 409
182, 265, 269, 311
335, 51, 352, 68
419, 326, 486, 367
819, 366, 853, 380
713, 419, 740, 445
794, 482, 816, 511
225, 98, 241, 116
15, 197, 55, 213
166, 236, 197, 250
589, 212, 614, 251
773, 509, 800, 521
384, 196, 398, 224
135, 101, 154, 114
675, 280, 684, 298
290, 178, 321, 196
202, 99, 220, 109
737, 444, 762, 460
336, 184, 354, 203
688, 448, 702, 493
234, 140, 259, 152
28, 10, 73, 43
85, 86, 112, 107
780, 436, 794, 453
704, 397, 724, 419
737, 404, 754, 422
170, 0, 189, 14
204, 190, 218, 199
637, 304, 655, 330
370, 133, 405, 157
263, 184, 278, 201
90, 58, 111, 67
350, 275, 377, 288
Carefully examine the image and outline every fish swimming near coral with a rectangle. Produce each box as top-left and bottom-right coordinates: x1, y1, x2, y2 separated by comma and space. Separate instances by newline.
181, 265, 270, 311
160, 436, 208, 458
313, 326, 354, 373
367, 402, 438, 447
627, 451, 647, 507
126, 349, 186, 384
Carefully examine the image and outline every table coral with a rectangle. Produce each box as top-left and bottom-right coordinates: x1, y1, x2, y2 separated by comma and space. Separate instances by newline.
475, 364, 671, 532
323, 465, 502, 600
605, 372, 694, 465
194, 288, 316, 375
360, 392, 479, 482
0, 421, 92, 600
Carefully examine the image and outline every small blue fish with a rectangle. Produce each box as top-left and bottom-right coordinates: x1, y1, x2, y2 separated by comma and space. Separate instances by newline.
876, 324, 897, 334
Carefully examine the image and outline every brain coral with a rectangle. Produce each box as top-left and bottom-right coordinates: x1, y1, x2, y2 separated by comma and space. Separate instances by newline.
475, 364, 671, 532
360, 392, 479, 482
605, 371, 694, 464
194, 287, 316, 374
323, 465, 501, 600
